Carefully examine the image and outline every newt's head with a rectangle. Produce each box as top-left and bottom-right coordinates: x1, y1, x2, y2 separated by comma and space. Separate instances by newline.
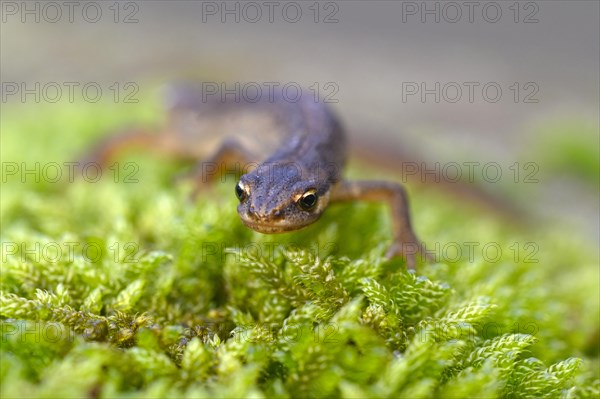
235, 161, 333, 233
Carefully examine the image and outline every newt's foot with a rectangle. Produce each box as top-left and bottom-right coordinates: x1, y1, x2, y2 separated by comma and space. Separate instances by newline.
385, 237, 432, 270
72, 153, 107, 181
173, 160, 224, 201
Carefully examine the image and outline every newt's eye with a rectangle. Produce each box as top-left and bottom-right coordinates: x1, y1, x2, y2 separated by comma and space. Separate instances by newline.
235, 182, 248, 202
297, 190, 318, 211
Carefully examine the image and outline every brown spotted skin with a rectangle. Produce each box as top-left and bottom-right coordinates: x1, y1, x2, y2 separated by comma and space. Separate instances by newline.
78, 83, 428, 269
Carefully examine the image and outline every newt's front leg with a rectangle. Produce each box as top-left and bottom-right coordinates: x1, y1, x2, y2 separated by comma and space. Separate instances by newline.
184, 138, 255, 199
330, 180, 430, 269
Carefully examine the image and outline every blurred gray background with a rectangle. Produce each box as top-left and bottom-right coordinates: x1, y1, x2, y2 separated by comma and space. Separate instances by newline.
2, 0, 599, 239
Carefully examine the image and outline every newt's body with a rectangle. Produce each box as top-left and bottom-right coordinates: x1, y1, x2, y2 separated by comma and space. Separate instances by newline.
80, 83, 429, 269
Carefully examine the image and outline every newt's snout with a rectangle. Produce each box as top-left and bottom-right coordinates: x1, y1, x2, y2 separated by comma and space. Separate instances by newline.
246, 206, 283, 221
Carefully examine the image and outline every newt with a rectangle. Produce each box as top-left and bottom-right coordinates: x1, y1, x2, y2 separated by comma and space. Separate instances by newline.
78, 83, 432, 269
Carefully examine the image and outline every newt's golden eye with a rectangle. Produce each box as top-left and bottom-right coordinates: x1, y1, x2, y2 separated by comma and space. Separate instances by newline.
235, 182, 248, 202
298, 190, 318, 211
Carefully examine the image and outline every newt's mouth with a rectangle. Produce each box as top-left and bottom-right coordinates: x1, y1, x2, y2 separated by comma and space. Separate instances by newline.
239, 218, 306, 234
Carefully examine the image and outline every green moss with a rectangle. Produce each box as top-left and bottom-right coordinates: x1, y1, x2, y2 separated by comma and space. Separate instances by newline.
529, 118, 600, 189
1, 99, 598, 398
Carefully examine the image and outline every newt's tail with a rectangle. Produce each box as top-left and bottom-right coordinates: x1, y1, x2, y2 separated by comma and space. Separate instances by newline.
349, 133, 526, 223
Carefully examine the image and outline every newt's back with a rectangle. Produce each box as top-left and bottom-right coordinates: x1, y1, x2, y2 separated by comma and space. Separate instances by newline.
161, 83, 346, 170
